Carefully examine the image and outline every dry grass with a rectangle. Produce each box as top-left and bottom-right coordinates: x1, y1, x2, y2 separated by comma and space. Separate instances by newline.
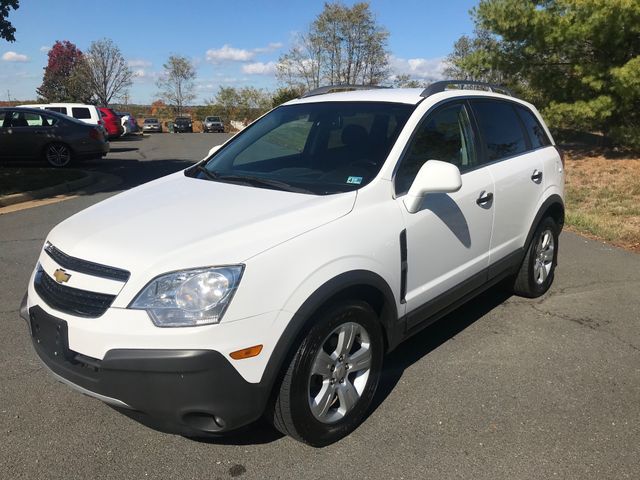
564, 148, 640, 252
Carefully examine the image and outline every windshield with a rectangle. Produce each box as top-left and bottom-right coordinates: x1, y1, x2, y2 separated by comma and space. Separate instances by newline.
176, 117, 190, 123
206, 116, 220, 122
144, 118, 157, 123
189, 101, 414, 195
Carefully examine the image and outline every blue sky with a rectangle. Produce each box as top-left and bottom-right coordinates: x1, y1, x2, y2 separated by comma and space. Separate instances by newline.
0, 0, 477, 104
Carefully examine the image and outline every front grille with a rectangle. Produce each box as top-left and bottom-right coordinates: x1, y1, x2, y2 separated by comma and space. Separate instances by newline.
44, 243, 130, 282
34, 266, 115, 318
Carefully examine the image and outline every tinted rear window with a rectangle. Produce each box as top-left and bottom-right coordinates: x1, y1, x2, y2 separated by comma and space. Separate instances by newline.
516, 106, 551, 149
472, 100, 527, 162
72, 107, 91, 119
45, 107, 67, 114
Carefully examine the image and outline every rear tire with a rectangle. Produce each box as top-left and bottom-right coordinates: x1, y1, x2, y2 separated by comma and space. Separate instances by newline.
513, 216, 559, 297
44, 143, 72, 168
268, 300, 383, 447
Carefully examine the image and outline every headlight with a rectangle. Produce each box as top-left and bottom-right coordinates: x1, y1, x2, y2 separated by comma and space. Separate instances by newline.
130, 266, 243, 327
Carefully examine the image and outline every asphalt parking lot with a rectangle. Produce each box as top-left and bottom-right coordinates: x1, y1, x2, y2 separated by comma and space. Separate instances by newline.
1, 133, 639, 479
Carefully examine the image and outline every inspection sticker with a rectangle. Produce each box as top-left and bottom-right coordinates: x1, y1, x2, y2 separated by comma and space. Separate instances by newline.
346, 176, 363, 185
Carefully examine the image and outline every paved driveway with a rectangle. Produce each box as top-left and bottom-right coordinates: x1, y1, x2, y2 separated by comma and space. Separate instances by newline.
1, 134, 638, 479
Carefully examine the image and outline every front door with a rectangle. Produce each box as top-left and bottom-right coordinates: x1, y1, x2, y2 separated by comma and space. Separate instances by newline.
394, 101, 494, 329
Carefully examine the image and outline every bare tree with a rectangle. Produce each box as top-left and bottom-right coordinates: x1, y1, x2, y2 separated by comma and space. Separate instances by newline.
277, 2, 389, 90
83, 38, 133, 106
156, 55, 196, 115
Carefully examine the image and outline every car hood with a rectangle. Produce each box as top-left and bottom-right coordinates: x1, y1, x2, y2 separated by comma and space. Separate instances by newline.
47, 172, 356, 275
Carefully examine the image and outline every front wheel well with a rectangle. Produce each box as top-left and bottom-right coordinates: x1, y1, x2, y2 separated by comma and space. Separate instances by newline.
311, 284, 391, 350
262, 274, 399, 396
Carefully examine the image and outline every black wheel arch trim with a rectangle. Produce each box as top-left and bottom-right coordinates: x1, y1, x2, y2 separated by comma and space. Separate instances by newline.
524, 194, 564, 251
259, 270, 400, 394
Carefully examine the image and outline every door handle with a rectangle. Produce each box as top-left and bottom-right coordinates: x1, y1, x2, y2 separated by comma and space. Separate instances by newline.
531, 169, 543, 182
476, 191, 493, 206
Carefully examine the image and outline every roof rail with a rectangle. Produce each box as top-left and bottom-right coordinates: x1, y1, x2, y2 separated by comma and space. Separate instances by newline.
300, 84, 389, 99
420, 80, 513, 98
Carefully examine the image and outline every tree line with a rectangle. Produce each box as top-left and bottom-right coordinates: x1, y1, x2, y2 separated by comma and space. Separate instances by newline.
6, 0, 640, 147
446, 0, 640, 149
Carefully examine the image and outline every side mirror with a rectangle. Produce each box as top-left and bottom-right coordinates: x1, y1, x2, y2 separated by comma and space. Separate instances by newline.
207, 145, 222, 157
403, 160, 462, 214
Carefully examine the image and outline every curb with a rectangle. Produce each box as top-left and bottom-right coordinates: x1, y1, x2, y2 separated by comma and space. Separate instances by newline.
0, 170, 99, 207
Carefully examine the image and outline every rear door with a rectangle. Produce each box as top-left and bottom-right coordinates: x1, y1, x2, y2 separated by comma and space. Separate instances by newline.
469, 99, 544, 265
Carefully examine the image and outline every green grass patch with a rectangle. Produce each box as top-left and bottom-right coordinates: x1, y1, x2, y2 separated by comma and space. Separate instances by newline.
0, 168, 85, 196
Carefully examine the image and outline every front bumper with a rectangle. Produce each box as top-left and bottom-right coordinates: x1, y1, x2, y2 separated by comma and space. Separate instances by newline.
24, 303, 270, 434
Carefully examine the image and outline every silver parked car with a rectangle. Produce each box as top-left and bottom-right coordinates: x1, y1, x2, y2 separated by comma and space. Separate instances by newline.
142, 118, 162, 133
202, 116, 224, 133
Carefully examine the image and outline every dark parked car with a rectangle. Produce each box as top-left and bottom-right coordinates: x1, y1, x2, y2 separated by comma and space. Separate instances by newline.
202, 116, 224, 133
0, 107, 109, 167
142, 118, 162, 133
173, 116, 193, 133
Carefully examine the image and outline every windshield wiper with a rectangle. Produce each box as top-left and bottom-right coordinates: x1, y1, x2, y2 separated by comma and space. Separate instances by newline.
194, 164, 219, 181
192, 165, 315, 194
213, 173, 315, 194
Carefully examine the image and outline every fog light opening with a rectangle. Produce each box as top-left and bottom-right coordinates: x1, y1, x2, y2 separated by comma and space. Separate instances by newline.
182, 412, 226, 432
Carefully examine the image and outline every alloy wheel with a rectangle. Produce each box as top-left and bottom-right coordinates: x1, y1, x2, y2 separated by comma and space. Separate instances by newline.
46, 144, 71, 167
308, 321, 372, 424
533, 229, 555, 284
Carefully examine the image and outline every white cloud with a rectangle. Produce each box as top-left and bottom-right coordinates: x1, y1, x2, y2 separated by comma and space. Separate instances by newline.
242, 61, 278, 75
132, 68, 159, 83
253, 42, 284, 53
128, 59, 152, 68
389, 55, 446, 82
206, 44, 255, 63
205, 42, 284, 63
2, 51, 29, 62
39, 46, 50, 53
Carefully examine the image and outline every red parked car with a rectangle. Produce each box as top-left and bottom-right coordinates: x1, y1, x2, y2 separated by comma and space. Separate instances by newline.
99, 107, 124, 139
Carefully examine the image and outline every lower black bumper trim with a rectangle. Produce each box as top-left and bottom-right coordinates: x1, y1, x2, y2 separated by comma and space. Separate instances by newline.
27, 305, 270, 434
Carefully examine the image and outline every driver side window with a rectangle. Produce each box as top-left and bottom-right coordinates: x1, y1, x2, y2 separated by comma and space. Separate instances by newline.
395, 103, 476, 195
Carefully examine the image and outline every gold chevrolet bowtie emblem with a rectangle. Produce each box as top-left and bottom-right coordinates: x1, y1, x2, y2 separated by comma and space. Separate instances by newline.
53, 268, 71, 284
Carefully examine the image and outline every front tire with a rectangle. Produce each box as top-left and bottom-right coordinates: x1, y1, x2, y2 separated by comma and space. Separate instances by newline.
269, 300, 383, 447
44, 143, 72, 168
513, 216, 559, 297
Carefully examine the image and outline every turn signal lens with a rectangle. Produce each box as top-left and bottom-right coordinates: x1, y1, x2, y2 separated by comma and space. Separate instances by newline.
230, 345, 263, 360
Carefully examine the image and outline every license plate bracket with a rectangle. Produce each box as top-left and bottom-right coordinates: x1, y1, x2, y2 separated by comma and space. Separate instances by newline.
30, 309, 71, 360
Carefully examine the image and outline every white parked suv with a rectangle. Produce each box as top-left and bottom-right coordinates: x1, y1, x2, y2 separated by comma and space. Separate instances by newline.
20, 81, 565, 447
18, 103, 103, 127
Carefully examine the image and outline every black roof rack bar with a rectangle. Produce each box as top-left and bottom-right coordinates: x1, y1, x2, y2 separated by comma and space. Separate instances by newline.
300, 84, 390, 99
420, 80, 513, 98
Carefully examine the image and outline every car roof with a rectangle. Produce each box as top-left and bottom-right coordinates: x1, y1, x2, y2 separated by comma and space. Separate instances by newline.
18, 103, 96, 108
285, 87, 528, 107
0, 106, 87, 123
1, 106, 66, 116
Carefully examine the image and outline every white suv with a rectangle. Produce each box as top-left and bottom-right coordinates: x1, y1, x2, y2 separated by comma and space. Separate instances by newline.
20, 81, 565, 447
